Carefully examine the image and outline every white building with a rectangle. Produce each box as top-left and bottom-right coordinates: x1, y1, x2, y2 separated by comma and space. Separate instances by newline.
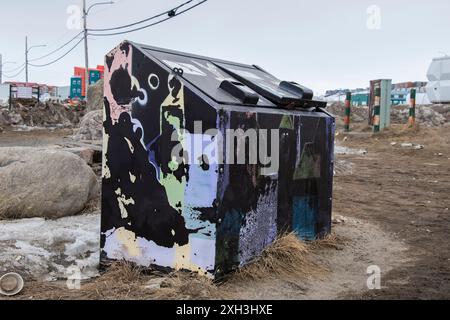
0, 83, 10, 105
426, 56, 450, 103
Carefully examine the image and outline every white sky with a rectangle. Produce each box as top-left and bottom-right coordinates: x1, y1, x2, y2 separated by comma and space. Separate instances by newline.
1, 0, 449, 94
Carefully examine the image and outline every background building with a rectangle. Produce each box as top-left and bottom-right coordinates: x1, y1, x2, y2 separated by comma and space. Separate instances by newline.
426, 56, 450, 103
71, 65, 104, 99
324, 81, 430, 106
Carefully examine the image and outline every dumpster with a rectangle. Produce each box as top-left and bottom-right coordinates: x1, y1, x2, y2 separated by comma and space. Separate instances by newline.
101, 41, 335, 277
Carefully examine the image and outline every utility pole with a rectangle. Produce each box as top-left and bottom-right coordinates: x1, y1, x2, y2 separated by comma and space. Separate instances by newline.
83, 0, 89, 98
25, 36, 28, 84
82, 1, 114, 99
25, 37, 46, 85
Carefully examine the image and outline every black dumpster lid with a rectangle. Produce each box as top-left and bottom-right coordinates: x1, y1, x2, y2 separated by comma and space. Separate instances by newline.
130, 41, 326, 110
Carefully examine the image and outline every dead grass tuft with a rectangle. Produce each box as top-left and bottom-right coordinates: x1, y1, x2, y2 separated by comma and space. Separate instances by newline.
309, 234, 349, 251
8, 233, 345, 300
233, 233, 325, 282
11, 261, 225, 300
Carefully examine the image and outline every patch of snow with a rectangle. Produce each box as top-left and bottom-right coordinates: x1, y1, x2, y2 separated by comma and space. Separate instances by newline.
335, 145, 367, 155
0, 213, 100, 281
12, 125, 58, 132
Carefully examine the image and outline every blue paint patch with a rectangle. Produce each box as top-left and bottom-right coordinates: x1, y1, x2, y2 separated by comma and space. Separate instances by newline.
184, 163, 218, 239
293, 196, 317, 241
146, 136, 161, 180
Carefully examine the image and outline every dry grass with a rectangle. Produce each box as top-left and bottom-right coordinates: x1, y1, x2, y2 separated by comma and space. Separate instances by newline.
233, 233, 326, 283
6, 233, 346, 300
12, 262, 225, 300
309, 234, 349, 251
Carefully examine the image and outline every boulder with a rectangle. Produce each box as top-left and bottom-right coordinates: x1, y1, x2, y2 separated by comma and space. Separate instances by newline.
0, 147, 100, 219
8, 112, 23, 125
0, 110, 10, 126
86, 79, 104, 112
73, 110, 103, 141
62, 147, 96, 165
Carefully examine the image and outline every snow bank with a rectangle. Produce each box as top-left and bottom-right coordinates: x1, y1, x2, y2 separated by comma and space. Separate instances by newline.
0, 213, 100, 282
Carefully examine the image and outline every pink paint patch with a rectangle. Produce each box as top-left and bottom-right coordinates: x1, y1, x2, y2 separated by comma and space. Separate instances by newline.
104, 43, 133, 124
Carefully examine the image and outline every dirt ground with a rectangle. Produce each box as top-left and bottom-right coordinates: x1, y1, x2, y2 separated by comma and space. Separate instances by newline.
0, 122, 449, 300
335, 123, 450, 299
0, 128, 73, 148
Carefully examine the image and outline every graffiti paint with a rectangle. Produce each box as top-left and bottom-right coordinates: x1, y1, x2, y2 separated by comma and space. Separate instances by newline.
101, 41, 335, 278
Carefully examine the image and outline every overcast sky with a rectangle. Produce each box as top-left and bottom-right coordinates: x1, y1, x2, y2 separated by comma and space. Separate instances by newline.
1, 0, 449, 94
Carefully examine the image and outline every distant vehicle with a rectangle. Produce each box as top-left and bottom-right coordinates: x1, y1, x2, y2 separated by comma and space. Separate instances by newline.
426, 56, 450, 103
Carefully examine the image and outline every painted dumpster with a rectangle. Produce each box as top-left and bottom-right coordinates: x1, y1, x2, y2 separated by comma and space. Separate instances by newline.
101, 41, 335, 277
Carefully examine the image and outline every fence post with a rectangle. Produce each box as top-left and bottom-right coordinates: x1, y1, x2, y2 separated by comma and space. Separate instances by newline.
344, 92, 352, 132
408, 88, 416, 127
373, 87, 381, 133
8, 84, 12, 111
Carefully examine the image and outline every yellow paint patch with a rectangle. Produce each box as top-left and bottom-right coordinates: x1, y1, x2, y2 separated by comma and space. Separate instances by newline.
115, 227, 140, 257
115, 188, 135, 219
174, 243, 210, 277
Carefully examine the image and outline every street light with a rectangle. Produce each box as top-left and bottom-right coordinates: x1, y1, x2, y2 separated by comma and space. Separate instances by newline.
83, 1, 114, 97
86, 1, 114, 14
25, 37, 46, 84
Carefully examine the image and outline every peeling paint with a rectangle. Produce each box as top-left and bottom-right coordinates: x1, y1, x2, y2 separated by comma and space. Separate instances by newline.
101, 42, 334, 278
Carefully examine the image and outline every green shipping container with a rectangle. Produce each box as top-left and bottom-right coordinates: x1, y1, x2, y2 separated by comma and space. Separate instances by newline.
70, 76, 83, 99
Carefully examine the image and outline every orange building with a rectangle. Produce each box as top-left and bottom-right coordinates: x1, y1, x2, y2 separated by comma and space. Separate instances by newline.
73, 65, 104, 97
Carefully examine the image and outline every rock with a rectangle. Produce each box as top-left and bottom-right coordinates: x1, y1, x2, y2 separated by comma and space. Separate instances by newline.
86, 79, 104, 112
0, 147, 99, 219
0, 127, 3, 133
62, 147, 95, 165
332, 214, 348, 224
401, 143, 413, 148
0, 111, 10, 126
8, 112, 23, 125
2, 101, 85, 128
391, 142, 397, 146
73, 110, 103, 141
144, 278, 165, 291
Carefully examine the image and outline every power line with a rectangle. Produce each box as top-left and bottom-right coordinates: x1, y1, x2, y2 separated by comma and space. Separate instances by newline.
88, 0, 195, 32
29, 38, 84, 68
2, 63, 26, 73
89, 0, 207, 36
6, 0, 206, 76
28, 31, 84, 62
3, 65, 26, 79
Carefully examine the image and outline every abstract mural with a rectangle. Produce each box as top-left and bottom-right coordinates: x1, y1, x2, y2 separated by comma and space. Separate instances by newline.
101, 41, 335, 278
